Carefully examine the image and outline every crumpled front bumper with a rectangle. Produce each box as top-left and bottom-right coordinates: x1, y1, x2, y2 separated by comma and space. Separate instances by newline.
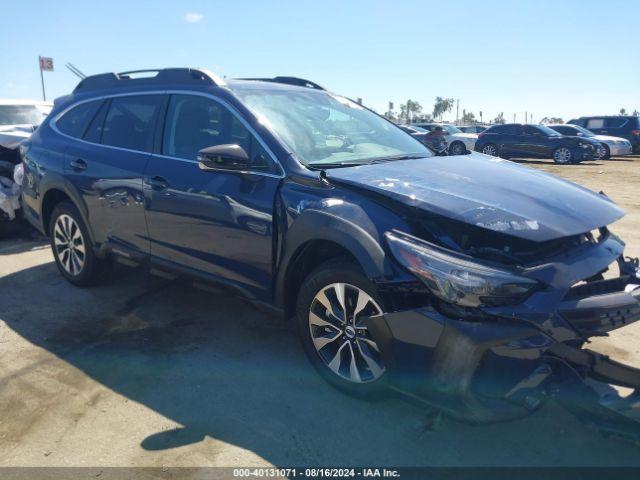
574, 145, 597, 161
368, 231, 640, 438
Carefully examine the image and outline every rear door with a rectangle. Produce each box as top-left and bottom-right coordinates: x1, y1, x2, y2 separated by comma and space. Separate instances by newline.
495, 124, 519, 155
62, 93, 165, 257
143, 93, 283, 301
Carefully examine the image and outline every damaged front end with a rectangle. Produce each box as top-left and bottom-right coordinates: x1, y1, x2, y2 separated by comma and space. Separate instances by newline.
368, 225, 640, 440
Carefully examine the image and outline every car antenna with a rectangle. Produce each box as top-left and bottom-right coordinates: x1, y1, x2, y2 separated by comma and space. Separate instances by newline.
65, 63, 86, 79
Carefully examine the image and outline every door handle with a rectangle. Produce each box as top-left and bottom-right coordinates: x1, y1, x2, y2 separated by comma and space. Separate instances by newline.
149, 176, 170, 191
70, 158, 87, 171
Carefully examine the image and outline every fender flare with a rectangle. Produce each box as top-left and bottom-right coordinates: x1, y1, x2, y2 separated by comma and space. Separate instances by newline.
274, 208, 393, 308
39, 176, 95, 243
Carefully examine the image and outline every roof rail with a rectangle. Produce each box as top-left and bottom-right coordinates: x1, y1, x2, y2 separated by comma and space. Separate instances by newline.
238, 76, 325, 91
73, 68, 226, 93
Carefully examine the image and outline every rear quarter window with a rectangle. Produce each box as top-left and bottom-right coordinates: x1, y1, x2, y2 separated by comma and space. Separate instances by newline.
606, 117, 628, 128
56, 100, 102, 138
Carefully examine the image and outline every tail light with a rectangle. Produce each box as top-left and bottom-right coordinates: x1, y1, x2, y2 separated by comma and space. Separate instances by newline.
632, 130, 640, 136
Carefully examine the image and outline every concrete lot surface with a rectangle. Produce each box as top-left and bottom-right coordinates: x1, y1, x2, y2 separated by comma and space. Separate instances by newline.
1, 156, 639, 467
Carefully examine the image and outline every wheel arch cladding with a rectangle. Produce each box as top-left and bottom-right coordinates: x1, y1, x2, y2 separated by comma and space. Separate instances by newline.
41, 188, 73, 233
276, 209, 393, 319
41, 182, 93, 242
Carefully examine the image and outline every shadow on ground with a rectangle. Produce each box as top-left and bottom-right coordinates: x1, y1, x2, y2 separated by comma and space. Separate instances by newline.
1, 261, 640, 466
508, 158, 604, 166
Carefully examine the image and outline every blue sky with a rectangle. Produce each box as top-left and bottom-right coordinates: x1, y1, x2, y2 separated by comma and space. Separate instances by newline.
1, 0, 638, 122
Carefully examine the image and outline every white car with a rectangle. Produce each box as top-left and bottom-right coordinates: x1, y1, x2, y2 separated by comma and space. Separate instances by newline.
0, 99, 52, 151
411, 123, 478, 155
548, 124, 633, 159
0, 100, 51, 222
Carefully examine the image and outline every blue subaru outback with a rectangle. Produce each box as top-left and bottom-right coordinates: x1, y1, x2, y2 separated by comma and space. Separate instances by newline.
20, 68, 640, 436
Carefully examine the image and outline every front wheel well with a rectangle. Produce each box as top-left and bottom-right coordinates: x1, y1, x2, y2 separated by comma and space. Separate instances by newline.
41, 189, 72, 234
282, 240, 361, 320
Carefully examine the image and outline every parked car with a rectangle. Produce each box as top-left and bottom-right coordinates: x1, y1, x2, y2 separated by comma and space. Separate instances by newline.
475, 123, 601, 164
397, 124, 430, 142
21, 68, 640, 436
547, 124, 633, 159
458, 125, 488, 134
411, 123, 476, 155
397, 125, 448, 155
568, 116, 640, 154
0, 100, 50, 231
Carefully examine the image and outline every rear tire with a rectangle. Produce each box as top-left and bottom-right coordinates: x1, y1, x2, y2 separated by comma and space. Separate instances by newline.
49, 201, 111, 286
296, 259, 389, 399
450, 141, 466, 156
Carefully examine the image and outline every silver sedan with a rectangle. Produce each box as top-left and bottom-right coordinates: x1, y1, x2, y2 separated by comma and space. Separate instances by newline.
548, 124, 633, 159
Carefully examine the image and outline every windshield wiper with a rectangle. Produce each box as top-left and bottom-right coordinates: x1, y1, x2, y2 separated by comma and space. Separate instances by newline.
369, 154, 428, 163
308, 154, 429, 170
307, 162, 371, 170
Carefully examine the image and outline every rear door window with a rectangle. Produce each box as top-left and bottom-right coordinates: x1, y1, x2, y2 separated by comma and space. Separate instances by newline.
586, 118, 605, 129
101, 95, 164, 152
56, 100, 102, 138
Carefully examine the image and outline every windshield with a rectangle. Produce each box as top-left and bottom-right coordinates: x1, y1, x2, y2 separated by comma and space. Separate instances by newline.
442, 124, 463, 134
570, 125, 595, 136
234, 88, 432, 166
0, 105, 47, 126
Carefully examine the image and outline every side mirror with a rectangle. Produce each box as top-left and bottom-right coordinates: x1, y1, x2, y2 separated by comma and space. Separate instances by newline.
197, 144, 250, 172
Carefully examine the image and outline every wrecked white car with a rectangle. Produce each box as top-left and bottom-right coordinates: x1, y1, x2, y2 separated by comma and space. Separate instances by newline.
0, 100, 50, 227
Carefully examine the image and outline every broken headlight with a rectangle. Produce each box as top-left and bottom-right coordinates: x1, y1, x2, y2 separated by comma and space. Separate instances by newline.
386, 231, 539, 308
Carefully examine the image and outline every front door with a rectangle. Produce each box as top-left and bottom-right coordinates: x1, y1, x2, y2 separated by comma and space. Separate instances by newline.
143, 93, 282, 301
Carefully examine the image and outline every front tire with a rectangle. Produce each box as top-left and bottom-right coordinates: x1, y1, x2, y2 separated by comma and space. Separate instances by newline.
552, 147, 574, 164
296, 259, 388, 398
600, 144, 611, 159
49, 201, 110, 286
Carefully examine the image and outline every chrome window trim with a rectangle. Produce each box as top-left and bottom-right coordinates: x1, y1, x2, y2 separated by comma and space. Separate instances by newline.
50, 89, 285, 179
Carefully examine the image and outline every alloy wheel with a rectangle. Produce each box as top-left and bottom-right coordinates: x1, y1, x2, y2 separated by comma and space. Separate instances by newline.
308, 283, 385, 383
53, 214, 86, 276
554, 147, 572, 164
482, 144, 497, 156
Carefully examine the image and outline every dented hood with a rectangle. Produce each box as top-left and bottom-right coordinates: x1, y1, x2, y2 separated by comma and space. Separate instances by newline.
325, 152, 625, 242
0, 125, 33, 150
